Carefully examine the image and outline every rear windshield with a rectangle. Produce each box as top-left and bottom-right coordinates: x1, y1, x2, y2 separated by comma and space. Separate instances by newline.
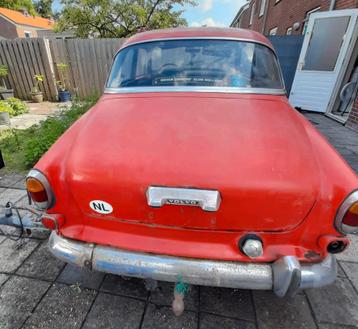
107, 39, 284, 90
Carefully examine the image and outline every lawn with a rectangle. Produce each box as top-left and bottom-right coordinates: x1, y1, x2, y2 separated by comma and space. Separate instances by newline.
0, 96, 98, 173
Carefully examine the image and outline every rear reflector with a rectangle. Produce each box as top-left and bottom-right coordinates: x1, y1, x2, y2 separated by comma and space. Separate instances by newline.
335, 190, 358, 234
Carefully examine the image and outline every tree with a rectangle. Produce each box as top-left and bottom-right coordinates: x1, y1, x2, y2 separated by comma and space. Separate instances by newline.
0, 0, 37, 15
55, 0, 196, 38
34, 0, 53, 18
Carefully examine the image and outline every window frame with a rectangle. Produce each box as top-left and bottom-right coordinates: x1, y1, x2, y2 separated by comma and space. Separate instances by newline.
259, 0, 267, 17
250, 2, 256, 26
269, 27, 278, 35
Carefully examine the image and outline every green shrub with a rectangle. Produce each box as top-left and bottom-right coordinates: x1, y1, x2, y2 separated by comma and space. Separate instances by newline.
0, 98, 28, 117
24, 96, 97, 166
0, 101, 13, 115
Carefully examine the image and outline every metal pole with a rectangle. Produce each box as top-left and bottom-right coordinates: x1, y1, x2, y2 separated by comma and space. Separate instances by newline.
329, 0, 336, 10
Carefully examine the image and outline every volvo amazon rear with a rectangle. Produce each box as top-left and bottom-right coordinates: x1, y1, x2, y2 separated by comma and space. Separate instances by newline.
26, 28, 358, 297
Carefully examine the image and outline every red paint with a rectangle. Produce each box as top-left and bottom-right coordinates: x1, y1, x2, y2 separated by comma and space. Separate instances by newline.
34, 29, 357, 263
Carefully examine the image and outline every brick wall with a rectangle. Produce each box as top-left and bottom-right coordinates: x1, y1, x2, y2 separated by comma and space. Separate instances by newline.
16, 26, 38, 38
346, 96, 358, 132
0, 15, 18, 39
238, 0, 358, 34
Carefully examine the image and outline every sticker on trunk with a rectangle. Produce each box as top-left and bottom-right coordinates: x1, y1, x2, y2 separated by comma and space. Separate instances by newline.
89, 200, 113, 214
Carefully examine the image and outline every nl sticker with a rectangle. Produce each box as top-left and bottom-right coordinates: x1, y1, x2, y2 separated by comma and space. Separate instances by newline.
90, 200, 113, 214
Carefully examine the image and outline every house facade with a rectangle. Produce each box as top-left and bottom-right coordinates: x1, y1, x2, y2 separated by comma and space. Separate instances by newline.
231, 0, 357, 35
231, 1, 358, 132
0, 7, 54, 39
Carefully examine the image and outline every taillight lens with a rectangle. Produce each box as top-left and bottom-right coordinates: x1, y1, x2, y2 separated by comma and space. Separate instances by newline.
335, 190, 358, 234
26, 169, 54, 210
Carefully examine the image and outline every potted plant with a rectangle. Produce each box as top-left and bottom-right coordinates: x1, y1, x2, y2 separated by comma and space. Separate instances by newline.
31, 74, 44, 103
0, 101, 11, 125
0, 65, 14, 100
56, 63, 71, 102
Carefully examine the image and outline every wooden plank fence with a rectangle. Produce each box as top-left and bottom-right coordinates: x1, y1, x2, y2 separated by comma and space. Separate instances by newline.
0, 38, 126, 100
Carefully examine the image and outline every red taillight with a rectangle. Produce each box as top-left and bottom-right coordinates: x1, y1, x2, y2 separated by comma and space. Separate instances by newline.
335, 191, 358, 234
26, 169, 54, 210
342, 203, 358, 227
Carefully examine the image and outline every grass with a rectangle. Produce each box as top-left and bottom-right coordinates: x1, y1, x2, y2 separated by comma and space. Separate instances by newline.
0, 96, 98, 173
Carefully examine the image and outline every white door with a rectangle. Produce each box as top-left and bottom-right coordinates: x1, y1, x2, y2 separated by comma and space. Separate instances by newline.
290, 9, 358, 113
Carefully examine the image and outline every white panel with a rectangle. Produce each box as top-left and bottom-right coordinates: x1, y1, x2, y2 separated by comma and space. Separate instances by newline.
289, 73, 337, 112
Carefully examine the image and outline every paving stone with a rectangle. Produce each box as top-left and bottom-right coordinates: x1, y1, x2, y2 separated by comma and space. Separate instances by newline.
0, 238, 39, 273
253, 291, 316, 329
337, 262, 347, 278
305, 278, 358, 327
149, 281, 199, 311
339, 262, 358, 291
14, 195, 30, 209
200, 287, 255, 321
17, 241, 65, 281
199, 313, 256, 329
100, 274, 148, 300
0, 235, 6, 244
0, 188, 27, 207
0, 276, 50, 329
142, 304, 197, 329
57, 264, 104, 290
22, 283, 96, 329
318, 324, 358, 329
337, 235, 358, 263
0, 173, 24, 188
0, 273, 8, 286
11, 178, 26, 189
82, 292, 145, 329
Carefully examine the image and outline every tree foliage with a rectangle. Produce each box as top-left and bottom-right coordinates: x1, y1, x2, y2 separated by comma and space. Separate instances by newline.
34, 0, 53, 18
0, 0, 37, 16
55, 0, 196, 38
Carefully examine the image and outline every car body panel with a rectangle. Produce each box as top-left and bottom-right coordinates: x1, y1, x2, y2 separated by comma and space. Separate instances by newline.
34, 28, 358, 264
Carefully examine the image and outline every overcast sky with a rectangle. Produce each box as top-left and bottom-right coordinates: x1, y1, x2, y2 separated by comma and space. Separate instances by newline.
52, 0, 247, 27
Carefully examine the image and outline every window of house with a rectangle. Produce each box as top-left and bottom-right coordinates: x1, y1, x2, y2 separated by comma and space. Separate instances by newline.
24, 31, 32, 38
250, 2, 256, 25
259, 0, 267, 17
269, 27, 278, 35
302, 7, 321, 34
286, 27, 292, 35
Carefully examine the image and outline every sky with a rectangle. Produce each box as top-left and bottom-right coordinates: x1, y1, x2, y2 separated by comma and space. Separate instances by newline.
52, 0, 248, 27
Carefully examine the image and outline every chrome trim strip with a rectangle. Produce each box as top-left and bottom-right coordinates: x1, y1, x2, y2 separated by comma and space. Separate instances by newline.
335, 190, 358, 234
48, 232, 337, 296
26, 168, 55, 210
104, 86, 286, 95
146, 186, 221, 212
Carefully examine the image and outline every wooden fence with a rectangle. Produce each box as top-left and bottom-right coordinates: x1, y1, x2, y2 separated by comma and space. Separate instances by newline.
0, 38, 126, 101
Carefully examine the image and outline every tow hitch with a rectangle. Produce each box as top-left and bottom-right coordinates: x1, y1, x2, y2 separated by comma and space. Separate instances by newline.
0, 202, 48, 239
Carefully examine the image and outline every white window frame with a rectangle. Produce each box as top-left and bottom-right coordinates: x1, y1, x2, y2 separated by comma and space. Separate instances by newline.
286, 27, 292, 35
269, 27, 278, 35
302, 7, 321, 34
24, 31, 32, 38
259, 0, 266, 17
250, 2, 256, 26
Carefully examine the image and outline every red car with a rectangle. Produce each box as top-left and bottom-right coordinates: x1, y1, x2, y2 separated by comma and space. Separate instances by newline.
25, 28, 358, 298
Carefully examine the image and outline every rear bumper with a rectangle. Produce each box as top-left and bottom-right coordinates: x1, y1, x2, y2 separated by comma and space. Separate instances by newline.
48, 232, 337, 297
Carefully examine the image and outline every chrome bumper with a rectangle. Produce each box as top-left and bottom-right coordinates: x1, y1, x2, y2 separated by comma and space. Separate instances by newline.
48, 232, 337, 297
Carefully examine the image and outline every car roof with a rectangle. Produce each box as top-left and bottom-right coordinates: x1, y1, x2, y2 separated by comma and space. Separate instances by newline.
121, 27, 273, 50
